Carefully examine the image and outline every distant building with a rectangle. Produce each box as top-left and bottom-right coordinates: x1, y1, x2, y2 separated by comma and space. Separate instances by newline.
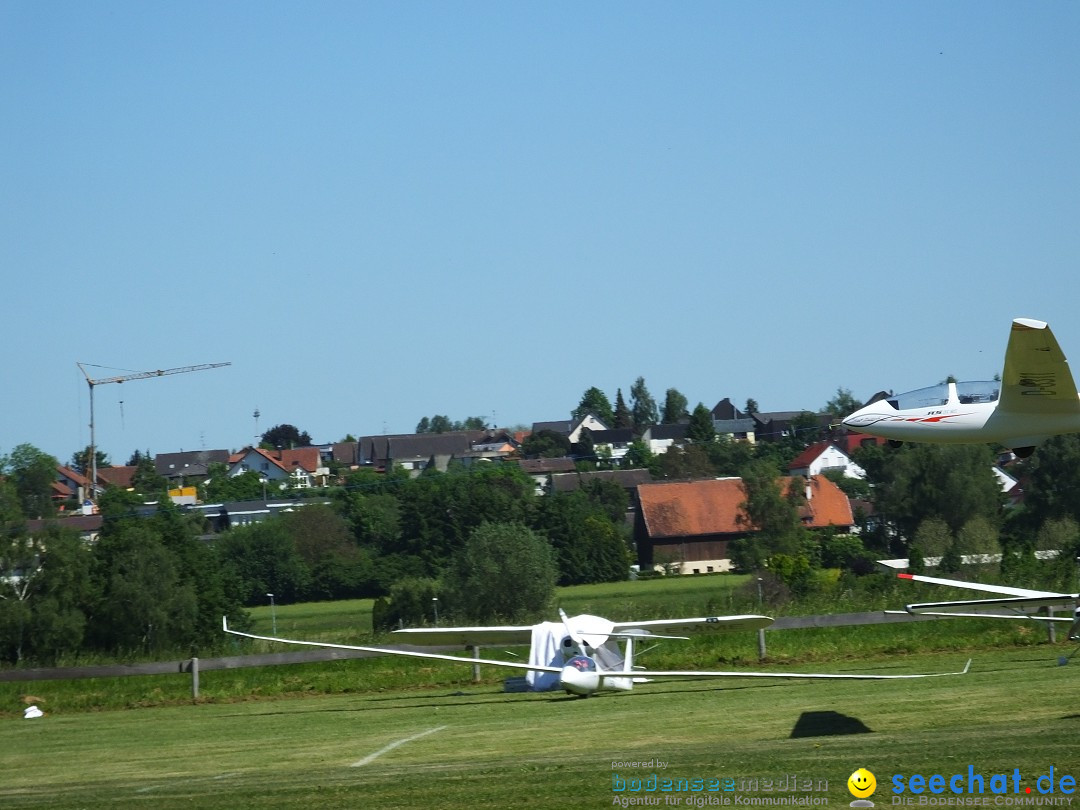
787, 442, 866, 479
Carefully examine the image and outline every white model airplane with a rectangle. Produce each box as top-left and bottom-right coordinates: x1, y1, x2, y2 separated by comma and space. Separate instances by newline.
842, 318, 1080, 458
223, 609, 970, 697
897, 572, 1080, 641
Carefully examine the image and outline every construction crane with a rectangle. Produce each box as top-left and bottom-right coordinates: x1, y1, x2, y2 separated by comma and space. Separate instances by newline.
77, 361, 231, 501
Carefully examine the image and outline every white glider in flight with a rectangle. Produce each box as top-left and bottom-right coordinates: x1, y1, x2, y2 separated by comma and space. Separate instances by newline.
843, 318, 1080, 458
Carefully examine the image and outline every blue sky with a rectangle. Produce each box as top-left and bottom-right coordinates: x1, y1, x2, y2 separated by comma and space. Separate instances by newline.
3, 2, 1079, 466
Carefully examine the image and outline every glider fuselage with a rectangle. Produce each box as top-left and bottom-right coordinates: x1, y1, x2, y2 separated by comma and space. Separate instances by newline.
842, 319, 1080, 454
842, 381, 1080, 449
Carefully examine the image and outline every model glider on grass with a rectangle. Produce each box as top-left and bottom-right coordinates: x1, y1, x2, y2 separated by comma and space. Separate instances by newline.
897, 572, 1080, 641
842, 318, 1080, 458
223, 610, 970, 697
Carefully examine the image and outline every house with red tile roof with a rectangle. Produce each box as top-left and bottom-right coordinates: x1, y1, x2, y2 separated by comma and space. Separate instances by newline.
635, 475, 854, 574
787, 441, 865, 479
54, 465, 91, 503
229, 446, 329, 489
96, 465, 137, 490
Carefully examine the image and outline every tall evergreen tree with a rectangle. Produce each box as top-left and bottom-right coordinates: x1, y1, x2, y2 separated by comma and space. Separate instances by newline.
630, 377, 659, 433
613, 389, 632, 429
686, 403, 716, 444
661, 388, 689, 424
573, 387, 615, 425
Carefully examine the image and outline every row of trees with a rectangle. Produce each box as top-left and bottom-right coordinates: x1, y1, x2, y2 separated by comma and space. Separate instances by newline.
0, 457, 631, 664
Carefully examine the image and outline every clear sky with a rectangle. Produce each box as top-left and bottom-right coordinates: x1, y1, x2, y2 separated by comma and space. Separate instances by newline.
3, 2, 1079, 466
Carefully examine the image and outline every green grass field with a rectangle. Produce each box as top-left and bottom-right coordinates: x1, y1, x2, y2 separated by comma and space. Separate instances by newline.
1, 647, 1076, 809
2, 575, 1076, 808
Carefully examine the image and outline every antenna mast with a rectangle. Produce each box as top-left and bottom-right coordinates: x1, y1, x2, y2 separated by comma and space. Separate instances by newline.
76, 361, 231, 501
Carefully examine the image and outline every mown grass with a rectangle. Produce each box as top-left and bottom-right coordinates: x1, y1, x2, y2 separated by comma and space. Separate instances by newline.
1, 647, 1076, 810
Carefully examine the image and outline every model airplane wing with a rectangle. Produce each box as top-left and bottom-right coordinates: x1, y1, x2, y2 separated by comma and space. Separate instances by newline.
998, 318, 1080, 415
390, 625, 536, 646
222, 618, 562, 673
897, 572, 1063, 599
610, 615, 773, 635
903, 595, 1078, 621
224, 617, 970, 684
613, 660, 971, 681
897, 572, 1077, 628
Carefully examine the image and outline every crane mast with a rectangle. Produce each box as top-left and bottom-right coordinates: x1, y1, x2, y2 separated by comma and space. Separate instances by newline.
77, 361, 231, 501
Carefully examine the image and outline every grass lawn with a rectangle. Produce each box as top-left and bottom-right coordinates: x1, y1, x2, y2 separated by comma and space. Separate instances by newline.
1, 647, 1076, 810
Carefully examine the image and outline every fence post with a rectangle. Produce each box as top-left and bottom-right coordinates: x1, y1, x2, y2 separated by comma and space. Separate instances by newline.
191, 657, 199, 699
757, 629, 767, 659
1048, 609, 1056, 644
470, 646, 481, 683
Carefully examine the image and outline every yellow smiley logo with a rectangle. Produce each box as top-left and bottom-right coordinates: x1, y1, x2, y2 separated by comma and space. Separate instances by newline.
848, 768, 877, 798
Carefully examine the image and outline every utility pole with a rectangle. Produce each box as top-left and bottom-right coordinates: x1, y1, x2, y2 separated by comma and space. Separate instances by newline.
77, 361, 231, 501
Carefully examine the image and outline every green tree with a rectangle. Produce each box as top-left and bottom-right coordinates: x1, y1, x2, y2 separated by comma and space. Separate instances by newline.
620, 440, 657, 473
382, 577, 442, 628
130, 453, 168, 497
281, 505, 377, 599
574, 427, 596, 461
822, 469, 872, 501
0, 477, 26, 541
24, 527, 95, 663
429, 415, 453, 433
391, 464, 536, 577
70, 446, 109, 476
202, 464, 267, 502
533, 491, 629, 585
521, 429, 571, 459
911, 517, 954, 570
686, 403, 716, 445
729, 460, 806, 571
785, 411, 822, 451
1018, 435, 1080, 528
655, 445, 716, 480
340, 489, 402, 551
443, 522, 558, 623
215, 519, 311, 605
91, 526, 199, 653
5, 444, 58, 519
1034, 517, 1080, 591
954, 515, 1001, 562
573, 387, 615, 426
630, 377, 659, 433
661, 388, 689, 424
705, 436, 755, 477
580, 478, 630, 525
613, 389, 633, 429
818, 533, 872, 572
823, 388, 863, 419
261, 423, 312, 448
873, 444, 1003, 541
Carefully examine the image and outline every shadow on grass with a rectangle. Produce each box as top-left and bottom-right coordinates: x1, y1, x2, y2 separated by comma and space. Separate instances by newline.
789, 710, 873, 738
